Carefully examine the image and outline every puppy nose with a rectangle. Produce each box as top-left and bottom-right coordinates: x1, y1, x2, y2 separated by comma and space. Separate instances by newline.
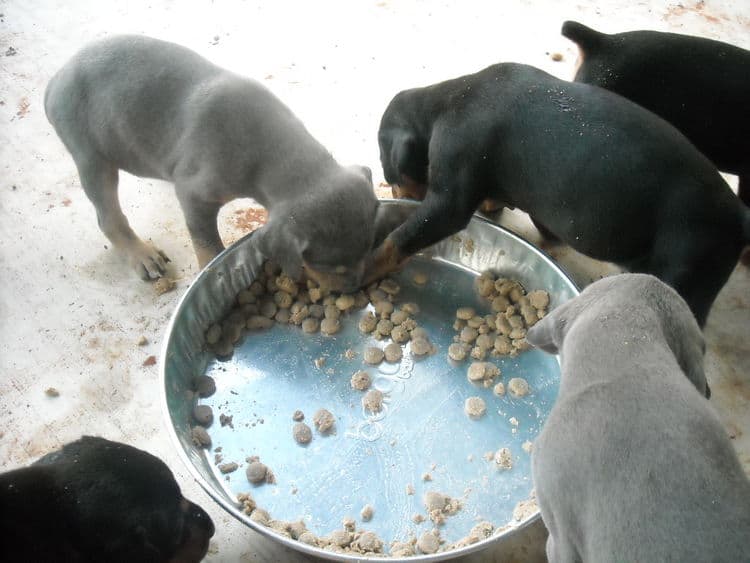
189, 503, 215, 536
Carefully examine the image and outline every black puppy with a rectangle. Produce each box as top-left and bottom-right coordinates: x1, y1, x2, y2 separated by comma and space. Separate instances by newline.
0, 436, 214, 562
561, 20, 750, 206
375, 62, 750, 326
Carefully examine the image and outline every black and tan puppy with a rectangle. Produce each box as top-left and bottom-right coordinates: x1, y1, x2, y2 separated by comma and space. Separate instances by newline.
45, 35, 379, 289
375, 62, 750, 325
0, 436, 214, 563
562, 21, 750, 206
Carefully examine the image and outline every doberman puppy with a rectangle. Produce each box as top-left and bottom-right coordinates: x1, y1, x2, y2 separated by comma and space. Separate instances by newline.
562, 20, 750, 206
0, 436, 214, 562
526, 274, 750, 563
45, 35, 379, 290
375, 62, 750, 325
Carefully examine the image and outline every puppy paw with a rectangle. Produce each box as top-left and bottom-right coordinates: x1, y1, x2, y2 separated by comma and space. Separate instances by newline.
127, 241, 170, 280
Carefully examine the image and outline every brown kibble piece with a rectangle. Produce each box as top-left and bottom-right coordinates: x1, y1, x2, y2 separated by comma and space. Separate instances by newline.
193, 405, 213, 426
293, 422, 313, 445
313, 408, 336, 433
363, 389, 384, 413
194, 375, 216, 398
351, 370, 372, 391
191, 426, 211, 448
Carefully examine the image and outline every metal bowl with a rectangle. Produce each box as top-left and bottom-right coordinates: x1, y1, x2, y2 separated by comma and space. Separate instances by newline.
161, 199, 578, 561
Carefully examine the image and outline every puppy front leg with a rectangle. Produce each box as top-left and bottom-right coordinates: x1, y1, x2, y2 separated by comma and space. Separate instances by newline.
366, 187, 478, 283
176, 190, 225, 270
75, 155, 169, 280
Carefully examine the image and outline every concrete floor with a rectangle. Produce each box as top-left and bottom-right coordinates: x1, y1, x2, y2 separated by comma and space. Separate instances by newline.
1, 1, 748, 561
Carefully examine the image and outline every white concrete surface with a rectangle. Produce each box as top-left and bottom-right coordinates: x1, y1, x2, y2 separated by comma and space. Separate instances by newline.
1, 1, 748, 561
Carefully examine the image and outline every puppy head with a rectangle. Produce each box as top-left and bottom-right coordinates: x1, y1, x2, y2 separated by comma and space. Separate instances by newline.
36, 436, 214, 562
526, 274, 709, 397
257, 165, 378, 291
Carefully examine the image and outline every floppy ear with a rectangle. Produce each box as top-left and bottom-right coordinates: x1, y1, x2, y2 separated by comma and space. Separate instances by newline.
526, 313, 560, 354
526, 298, 577, 355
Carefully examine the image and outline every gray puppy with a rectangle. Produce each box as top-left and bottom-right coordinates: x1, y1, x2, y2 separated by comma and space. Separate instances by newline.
45, 35, 378, 289
526, 274, 750, 563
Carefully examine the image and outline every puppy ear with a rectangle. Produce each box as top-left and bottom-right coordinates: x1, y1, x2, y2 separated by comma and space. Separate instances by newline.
358, 165, 373, 184
526, 299, 576, 354
526, 314, 560, 354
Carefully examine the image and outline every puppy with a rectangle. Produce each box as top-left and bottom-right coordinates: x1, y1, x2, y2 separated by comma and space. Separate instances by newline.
562, 20, 750, 206
375, 62, 750, 325
45, 35, 378, 289
525, 274, 750, 562
0, 436, 214, 563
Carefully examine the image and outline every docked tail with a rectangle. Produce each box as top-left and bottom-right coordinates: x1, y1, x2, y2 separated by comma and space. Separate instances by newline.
561, 21, 606, 53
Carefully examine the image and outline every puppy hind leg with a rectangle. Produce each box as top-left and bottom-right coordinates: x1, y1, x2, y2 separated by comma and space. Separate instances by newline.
175, 190, 225, 270
75, 155, 169, 280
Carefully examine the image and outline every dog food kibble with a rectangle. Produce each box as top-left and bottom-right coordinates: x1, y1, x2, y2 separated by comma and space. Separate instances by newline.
358, 311, 377, 333
193, 404, 213, 426
413, 271, 428, 285
206, 324, 222, 345
363, 389, 384, 413
219, 462, 239, 474
292, 410, 304, 421
448, 342, 469, 361
335, 294, 355, 311
293, 422, 313, 445
275, 274, 298, 295
390, 309, 408, 325
401, 302, 420, 315
376, 318, 394, 336
274, 308, 291, 324
459, 326, 478, 343
417, 531, 440, 554
527, 289, 550, 310
466, 361, 501, 386
301, 317, 320, 334
513, 497, 538, 522
274, 291, 293, 309
493, 382, 506, 396
379, 278, 400, 295
456, 307, 475, 321
423, 491, 462, 525
313, 408, 336, 434
494, 335, 513, 355
384, 342, 403, 362
360, 504, 374, 521
464, 396, 486, 419
194, 375, 217, 398
213, 338, 234, 359
191, 426, 211, 448
508, 377, 530, 397
391, 325, 410, 344
246, 460, 271, 484
494, 447, 513, 469
351, 370, 372, 391
364, 346, 385, 365
320, 317, 341, 335
410, 336, 431, 356
249, 507, 271, 526
374, 300, 394, 317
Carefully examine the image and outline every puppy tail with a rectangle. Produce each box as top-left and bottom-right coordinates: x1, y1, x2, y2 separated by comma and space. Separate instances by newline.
561, 21, 606, 53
